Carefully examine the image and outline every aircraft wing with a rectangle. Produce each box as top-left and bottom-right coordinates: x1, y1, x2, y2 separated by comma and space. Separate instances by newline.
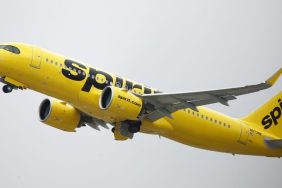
141, 68, 281, 121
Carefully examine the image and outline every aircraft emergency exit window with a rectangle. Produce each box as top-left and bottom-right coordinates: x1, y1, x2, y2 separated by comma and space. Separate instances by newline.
0, 45, 20, 54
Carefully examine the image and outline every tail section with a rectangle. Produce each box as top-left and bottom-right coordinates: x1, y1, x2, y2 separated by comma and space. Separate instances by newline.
242, 91, 282, 138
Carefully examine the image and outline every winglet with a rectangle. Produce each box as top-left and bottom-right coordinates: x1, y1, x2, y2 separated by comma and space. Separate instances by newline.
266, 67, 282, 86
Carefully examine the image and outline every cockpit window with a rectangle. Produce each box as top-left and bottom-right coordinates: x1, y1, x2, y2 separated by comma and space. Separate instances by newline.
0, 45, 20, 54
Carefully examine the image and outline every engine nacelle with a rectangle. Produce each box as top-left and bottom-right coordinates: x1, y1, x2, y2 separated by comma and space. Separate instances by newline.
99, 86, 143, 121
39, 99, 81, 132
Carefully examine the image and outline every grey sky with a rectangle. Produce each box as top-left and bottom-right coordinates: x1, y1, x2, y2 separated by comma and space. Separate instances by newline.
0, 0, 282, 187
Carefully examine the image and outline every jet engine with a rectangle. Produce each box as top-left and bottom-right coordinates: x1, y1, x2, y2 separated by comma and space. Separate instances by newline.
99, 86, 143, 121
39, 99, 81, 132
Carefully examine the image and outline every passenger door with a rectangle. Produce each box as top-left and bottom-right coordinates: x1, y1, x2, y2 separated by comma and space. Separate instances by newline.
30, 47, 42, 69
238, 123, 249, 145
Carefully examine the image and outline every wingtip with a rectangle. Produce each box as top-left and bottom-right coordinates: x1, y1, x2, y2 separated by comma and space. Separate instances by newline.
265, 67, 282, 86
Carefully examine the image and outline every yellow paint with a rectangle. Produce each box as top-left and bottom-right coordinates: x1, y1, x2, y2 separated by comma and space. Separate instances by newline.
40, 99, 80, 132
114, 123, 129, 141
100, 87, 143, 121
242, 91, 282, 138
0, 42, 281, 157
4, 77, 26, 89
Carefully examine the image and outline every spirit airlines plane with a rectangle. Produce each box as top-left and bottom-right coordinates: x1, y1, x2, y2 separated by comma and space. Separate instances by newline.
0, 43, 281, 157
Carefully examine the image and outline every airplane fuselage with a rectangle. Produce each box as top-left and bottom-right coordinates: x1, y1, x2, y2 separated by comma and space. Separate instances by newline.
0, 43, 281, 157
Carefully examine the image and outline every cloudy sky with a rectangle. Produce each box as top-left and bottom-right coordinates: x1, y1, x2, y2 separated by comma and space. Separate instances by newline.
0, 0, 281, 187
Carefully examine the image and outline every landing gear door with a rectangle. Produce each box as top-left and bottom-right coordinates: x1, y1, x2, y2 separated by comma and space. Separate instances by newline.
30, 47, 42, 69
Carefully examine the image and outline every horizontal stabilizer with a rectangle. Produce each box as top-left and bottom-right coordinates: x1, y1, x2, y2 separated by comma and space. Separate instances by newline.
265, 138, 282, 149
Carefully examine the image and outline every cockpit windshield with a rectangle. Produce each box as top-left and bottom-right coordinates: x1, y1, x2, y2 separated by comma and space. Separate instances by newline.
0, 45, 20, 54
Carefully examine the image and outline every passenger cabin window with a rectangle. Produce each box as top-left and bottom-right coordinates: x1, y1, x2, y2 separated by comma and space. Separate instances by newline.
0, 45, 20, 54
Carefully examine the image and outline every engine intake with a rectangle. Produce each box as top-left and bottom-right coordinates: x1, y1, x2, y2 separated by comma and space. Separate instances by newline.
99, 86, 143, 121
100, 86, 114, 109
39, 99, 81, 132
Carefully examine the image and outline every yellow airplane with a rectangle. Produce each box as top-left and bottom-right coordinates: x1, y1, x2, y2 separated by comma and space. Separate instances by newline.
0, 42, 281, 157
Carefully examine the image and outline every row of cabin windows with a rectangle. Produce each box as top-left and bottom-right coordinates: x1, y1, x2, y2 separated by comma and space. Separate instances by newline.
46, 57, 114, 83
185, 109, 231, 128
45, 58, 143, 94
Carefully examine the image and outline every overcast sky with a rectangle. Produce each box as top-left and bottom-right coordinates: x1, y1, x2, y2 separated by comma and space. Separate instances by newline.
0, 0, 282, 188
